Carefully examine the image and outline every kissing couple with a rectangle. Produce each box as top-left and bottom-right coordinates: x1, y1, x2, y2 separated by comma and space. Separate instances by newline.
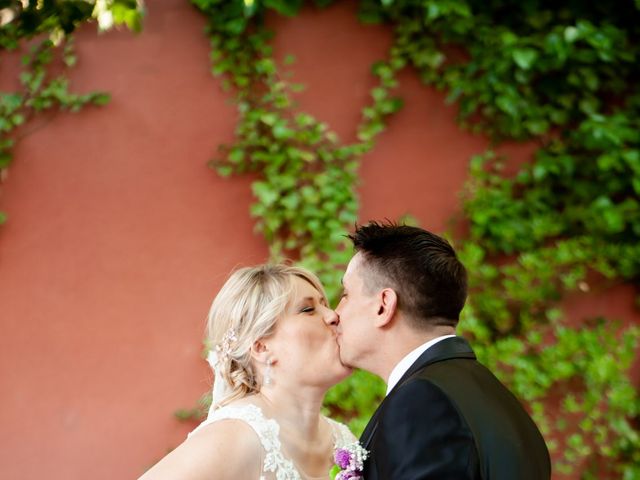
140, 222, 551, 480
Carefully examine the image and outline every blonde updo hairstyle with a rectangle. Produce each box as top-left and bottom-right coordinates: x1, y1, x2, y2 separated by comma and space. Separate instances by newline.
206, 264, 326, 408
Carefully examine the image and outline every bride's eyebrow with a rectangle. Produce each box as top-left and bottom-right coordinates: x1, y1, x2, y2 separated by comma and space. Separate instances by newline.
299, 295, 327, 306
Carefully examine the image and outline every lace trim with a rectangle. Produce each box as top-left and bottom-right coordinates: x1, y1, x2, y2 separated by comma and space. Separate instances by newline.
191, 404, 356, 480
326, 416, 358, 448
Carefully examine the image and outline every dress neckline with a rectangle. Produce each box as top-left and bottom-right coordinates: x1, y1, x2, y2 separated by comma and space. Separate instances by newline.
209, 403, 340, 480
226, 402, 340, 446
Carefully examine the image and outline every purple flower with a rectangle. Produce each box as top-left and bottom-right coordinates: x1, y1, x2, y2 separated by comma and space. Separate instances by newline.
334, 448, 351, 469
331, 441, 368, 480
337, 473, 362, 480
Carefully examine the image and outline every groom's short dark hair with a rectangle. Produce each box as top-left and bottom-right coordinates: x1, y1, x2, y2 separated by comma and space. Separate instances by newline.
348, 221, 467, 328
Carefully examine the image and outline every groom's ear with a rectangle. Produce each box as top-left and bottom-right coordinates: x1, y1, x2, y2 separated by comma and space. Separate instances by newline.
373, 287, 398, 328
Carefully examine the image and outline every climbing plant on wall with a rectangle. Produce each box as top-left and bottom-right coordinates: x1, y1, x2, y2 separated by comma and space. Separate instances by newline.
190, 0, 640, 477
0, 0, 143, 225
189, 0, 408, 435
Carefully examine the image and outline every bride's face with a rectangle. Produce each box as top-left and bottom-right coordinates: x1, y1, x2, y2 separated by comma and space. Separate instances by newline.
267, 276, 351, 389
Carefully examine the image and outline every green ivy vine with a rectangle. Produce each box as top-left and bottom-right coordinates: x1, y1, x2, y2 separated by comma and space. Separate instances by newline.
191, 0, 640, 478
0, 0, 143, 225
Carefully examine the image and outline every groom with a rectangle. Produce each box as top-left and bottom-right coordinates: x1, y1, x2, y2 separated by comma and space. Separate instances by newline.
335, 222, 551, 479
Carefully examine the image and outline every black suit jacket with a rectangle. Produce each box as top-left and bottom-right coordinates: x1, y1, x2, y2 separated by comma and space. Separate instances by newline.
360, 337, 551, 480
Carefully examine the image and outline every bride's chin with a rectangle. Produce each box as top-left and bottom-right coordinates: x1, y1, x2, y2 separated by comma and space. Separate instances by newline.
320, 367, 353, 390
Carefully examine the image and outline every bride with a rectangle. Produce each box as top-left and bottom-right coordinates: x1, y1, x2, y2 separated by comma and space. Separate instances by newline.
139, 264, 356, 479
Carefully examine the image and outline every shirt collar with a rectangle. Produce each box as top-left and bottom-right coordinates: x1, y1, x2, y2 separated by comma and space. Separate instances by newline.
385, 335, 456, 395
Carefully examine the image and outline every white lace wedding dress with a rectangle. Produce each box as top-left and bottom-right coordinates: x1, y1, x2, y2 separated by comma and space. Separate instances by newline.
189, 404, 357, 480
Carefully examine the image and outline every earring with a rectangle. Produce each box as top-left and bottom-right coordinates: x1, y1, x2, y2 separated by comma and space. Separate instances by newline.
264, 359, 273, 386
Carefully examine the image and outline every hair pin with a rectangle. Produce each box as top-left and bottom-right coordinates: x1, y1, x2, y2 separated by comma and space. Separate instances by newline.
215, 327, 237, 363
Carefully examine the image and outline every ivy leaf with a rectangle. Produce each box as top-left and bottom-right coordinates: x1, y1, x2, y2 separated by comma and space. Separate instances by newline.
512, 48, 539, 70
357, 3, 385, 24
260, 112, 278, 126
252, 181, 279, 206
524, 119, 549, 135
496, 95, 518, 116
264, 0, 303, 17
216, 165, 233, 177
272, 122, 294, 139
564, 26, 580, 43
228, 148, 245, 164
371, 86, 387, 101
91, 93, 111, 106
426, 3, 440, 20
0, 151, 12, 168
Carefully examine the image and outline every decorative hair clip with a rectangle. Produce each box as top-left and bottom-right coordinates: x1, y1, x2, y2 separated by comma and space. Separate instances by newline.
206, 328, 237, 411
214, 327, 237, 363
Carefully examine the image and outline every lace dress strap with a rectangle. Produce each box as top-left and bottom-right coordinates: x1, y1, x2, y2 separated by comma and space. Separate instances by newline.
325, 417, 358, 448
189, 404, 301, 480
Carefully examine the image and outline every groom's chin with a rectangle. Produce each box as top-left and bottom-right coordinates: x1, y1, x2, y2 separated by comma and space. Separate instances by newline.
337, 351, 355, 370
339, 358, 354, 370
336, 338, 356, 369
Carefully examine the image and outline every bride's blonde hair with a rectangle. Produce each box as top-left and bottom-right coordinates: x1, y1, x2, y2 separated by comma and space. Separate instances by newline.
206, 264, 326, 408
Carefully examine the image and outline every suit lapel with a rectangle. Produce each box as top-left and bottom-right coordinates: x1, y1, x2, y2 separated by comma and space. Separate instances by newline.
360, 402, 383, 449
359, 336, 476, 449
392, 336, 476, 394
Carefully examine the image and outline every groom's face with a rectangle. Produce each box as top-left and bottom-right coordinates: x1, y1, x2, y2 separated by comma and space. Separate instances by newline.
335, 253, 380, 368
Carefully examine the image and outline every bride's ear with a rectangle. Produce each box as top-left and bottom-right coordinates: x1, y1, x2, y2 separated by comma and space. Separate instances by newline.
251, 339, 272, 364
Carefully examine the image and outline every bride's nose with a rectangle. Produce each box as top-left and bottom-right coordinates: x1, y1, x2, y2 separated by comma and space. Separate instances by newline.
323, 306, 339, 327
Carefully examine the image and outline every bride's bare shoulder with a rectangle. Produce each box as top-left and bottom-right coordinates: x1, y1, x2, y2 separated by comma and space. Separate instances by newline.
191, 414, 261, 444
138, 418, 262, 480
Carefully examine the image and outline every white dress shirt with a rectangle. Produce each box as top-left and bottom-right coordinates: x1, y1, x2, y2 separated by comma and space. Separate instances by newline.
386, 335, 456, 395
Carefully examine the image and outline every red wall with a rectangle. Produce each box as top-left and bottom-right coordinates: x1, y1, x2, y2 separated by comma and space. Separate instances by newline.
0, 1, 637, 479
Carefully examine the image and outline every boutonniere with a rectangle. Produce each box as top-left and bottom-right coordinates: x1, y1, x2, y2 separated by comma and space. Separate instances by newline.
329, 441, 369, 480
